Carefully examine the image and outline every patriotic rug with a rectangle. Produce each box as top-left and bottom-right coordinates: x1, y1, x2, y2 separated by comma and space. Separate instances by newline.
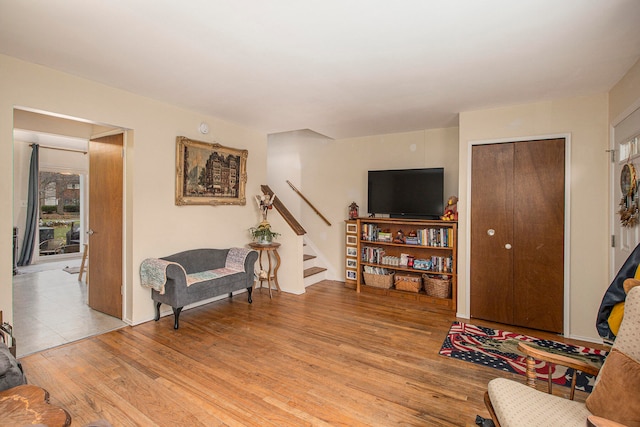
439, 321, 607, 392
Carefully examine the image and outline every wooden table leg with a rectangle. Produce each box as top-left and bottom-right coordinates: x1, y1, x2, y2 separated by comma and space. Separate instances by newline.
79, 243, 88, 282
272, 248, 281, 292
267, 250, 273, 298
257, 249, 265, 291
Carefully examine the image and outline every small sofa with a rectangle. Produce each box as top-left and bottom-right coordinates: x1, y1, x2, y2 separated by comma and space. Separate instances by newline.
141, 248, 258, 329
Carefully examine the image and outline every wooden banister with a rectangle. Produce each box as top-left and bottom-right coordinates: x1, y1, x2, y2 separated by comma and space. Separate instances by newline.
261, 185, 306, 236
286, 180, 332, 226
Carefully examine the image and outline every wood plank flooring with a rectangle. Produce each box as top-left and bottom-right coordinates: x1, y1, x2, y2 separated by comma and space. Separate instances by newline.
18, 281, 600, 426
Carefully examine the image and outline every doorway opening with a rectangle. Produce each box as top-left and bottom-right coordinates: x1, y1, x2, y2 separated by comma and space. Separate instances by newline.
12, 108, 127, 357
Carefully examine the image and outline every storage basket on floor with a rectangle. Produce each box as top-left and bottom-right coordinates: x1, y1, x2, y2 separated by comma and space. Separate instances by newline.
394, 274, 422, 293
363, 271, 395, 289
423, 274, 451, 298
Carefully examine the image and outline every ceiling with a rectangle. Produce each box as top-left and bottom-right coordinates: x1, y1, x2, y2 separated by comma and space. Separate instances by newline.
1, 1, 640, 139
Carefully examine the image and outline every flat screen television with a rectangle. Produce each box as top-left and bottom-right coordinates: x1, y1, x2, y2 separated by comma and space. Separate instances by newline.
367, 168, 444, 219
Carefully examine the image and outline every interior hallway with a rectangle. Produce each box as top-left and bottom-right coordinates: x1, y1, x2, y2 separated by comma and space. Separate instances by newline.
12, 257, 126, 357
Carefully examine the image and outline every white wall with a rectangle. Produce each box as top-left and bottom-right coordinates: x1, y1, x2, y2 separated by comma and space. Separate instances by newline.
610, 58, 640, 124
268, 127, 459, 283
0, 54, 269, 325
458, 93, 610, 342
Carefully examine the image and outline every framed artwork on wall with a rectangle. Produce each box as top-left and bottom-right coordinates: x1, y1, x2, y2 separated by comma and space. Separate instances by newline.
346, 247, 357, 257
346, 223, 357, 234
346, 258, 357, 268
175, 136, 248, 206
347, 235, 357, 245
346, 270, 357, 280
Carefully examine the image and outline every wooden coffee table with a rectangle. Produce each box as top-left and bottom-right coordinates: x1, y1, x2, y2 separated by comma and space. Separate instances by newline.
0, 384, 71, 426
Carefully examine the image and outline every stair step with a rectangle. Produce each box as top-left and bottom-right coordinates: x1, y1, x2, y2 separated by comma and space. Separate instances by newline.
304, 266, 327, 278
303, 254, 315, 261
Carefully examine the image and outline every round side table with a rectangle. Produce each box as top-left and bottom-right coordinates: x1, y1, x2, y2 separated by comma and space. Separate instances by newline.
249, 242, 281, 298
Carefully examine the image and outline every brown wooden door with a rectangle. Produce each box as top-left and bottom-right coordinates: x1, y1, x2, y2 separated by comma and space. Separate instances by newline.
88, 133, 123, 318
470, 143, 514, 325
470, 139, 565, 333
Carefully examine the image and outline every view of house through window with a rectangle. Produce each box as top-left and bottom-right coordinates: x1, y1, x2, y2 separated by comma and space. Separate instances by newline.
38, 171, 82, 257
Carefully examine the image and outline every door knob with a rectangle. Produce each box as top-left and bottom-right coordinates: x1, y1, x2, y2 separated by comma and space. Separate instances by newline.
87, 229, 95, 235
487, 229, 495, 236
505, 243, 512, 249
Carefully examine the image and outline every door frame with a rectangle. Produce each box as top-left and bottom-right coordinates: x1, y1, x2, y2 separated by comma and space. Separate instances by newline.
465, 133, 572, 337
610, 98, 640, 280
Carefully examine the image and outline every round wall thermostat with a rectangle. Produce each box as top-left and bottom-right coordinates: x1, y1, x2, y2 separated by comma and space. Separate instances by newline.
199, 122, 209, 134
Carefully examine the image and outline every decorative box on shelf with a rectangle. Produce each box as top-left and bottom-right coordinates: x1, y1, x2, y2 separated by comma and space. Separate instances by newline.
362, 266, 395, 289
423, 274, 451, 299
394, 274, 422, 293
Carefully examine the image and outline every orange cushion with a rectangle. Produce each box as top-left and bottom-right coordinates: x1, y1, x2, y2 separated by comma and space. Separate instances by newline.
585, 348, 640, 427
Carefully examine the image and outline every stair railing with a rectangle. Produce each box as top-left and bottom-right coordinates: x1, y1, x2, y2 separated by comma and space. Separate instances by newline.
285, 180, 332, 226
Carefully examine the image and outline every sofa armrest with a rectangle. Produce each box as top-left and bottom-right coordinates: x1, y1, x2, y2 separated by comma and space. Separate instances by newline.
243, 250, 259, 274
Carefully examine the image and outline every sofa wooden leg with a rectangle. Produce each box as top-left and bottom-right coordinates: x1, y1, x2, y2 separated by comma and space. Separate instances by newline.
154, 302, 161, 321
247, 287, 253, 304
173, 307, 183, 329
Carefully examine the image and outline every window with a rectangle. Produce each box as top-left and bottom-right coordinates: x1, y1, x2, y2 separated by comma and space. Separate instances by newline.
38, 171, 82, 256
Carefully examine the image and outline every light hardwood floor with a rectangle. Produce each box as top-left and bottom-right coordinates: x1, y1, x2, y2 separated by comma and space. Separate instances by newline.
19, 281, 599, 426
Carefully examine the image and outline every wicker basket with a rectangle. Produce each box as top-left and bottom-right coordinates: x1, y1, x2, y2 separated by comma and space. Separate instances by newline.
423, 274, 451, 298
394, 274, 422, 293
363, 271, 395, 289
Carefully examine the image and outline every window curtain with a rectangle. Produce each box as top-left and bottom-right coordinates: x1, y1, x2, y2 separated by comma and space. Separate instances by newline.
17, 144, 39, 266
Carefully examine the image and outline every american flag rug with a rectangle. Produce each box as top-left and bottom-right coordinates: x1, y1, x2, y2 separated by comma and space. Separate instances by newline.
439, 321, 607, 392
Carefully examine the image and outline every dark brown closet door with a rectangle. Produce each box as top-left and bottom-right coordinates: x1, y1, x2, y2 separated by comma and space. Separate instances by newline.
512, 139, 564, 333
470, 139, 565, 334
470, 143, 515, 325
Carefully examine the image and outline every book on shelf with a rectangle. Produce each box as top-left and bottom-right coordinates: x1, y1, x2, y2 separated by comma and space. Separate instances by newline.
378, 232, 393, 242
363, 265, 392, 275
416, 227, 454, 247
361, 246, 386, 264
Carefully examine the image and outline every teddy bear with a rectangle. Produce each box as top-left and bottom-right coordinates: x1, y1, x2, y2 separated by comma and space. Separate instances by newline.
441, 196, 458, 221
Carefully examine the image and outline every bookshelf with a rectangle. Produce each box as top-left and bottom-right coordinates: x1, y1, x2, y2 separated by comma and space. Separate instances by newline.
344, 220, 358, 288
356, 218, 457, 310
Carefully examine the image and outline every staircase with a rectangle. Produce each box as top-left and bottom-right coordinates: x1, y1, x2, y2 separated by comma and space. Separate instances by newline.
303, 242, 327, 287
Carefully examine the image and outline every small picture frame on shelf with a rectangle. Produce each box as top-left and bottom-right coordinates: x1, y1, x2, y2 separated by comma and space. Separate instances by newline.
346, 259, 357, 268
346, 223, 357, 234
346, 235, 357, 245
346, 247, 357, 257
346, 270, 357, 280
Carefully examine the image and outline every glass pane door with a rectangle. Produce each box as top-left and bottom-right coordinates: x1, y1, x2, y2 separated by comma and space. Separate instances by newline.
38, 171, 82, 257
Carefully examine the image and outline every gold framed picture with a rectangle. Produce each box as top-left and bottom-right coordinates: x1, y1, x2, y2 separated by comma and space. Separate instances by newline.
175, 136, 247, 206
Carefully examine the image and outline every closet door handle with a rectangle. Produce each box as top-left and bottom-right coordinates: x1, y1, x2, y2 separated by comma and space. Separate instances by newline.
505, 243, 512, 250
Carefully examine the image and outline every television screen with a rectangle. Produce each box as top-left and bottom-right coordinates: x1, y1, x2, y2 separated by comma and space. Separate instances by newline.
367, 168, 444, 219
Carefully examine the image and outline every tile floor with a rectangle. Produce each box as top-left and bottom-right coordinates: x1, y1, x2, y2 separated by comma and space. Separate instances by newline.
12, 257, 126, 357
